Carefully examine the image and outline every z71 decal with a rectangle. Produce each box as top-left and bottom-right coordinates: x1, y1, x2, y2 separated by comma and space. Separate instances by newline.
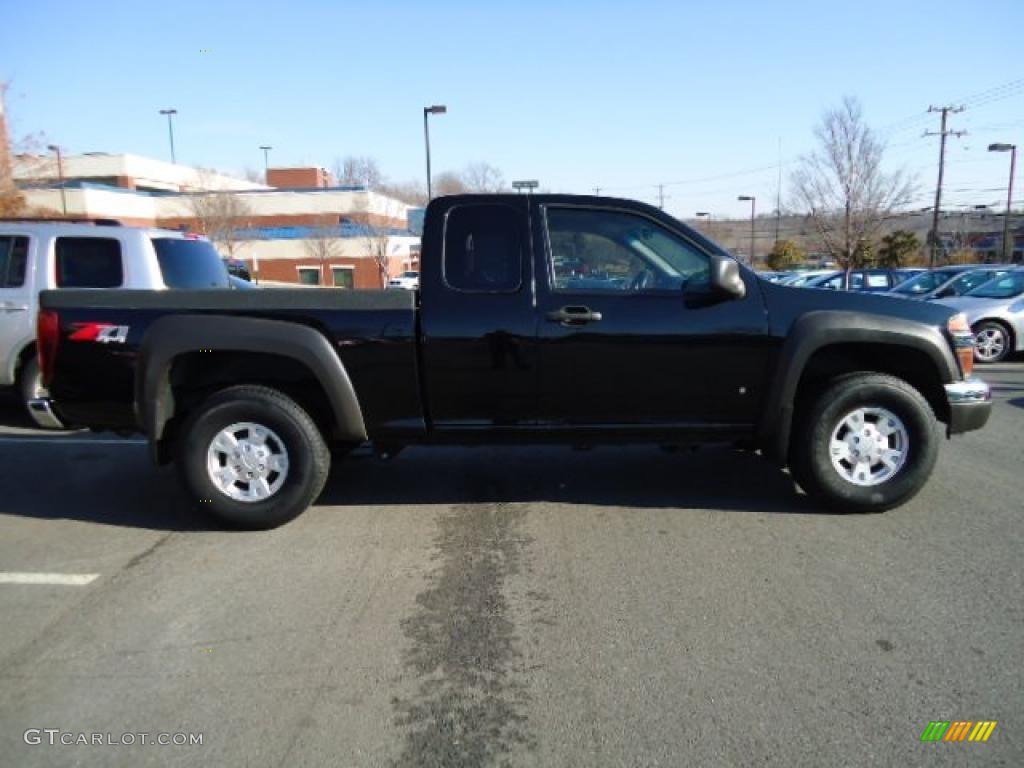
68, 323, 130, 344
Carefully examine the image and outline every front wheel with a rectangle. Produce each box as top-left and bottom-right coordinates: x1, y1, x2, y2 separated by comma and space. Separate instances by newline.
177, 386, 330, 529
790, 373, 939, 513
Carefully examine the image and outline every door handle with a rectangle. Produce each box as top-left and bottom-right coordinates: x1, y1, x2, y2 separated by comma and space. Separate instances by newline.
546, 306, 603, 326
4, 303, 29, 312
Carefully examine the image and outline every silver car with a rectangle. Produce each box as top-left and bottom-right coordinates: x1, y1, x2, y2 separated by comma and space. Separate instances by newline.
936, 269, 1024, 363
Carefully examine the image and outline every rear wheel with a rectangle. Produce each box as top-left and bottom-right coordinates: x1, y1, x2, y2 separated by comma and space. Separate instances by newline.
177, 385, 330, 529
973, 321, 1011, 364
790, 373, 938, 513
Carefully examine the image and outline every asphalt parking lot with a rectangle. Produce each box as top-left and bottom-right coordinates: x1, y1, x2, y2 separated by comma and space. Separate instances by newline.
0, 364, 1021, 767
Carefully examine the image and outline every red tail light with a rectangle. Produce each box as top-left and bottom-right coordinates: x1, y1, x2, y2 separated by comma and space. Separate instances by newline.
37, 309, 60, 388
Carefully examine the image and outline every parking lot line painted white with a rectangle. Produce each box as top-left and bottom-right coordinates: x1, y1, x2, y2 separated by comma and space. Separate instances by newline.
0, 573, 99, 586
0, 437, 146, 446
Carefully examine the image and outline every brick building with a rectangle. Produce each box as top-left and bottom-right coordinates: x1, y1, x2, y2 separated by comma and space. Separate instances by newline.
12, 152, 419, 287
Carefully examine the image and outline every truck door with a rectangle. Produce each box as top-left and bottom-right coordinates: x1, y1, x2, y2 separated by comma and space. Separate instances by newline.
419, 198, 539, 429
532, 201, 770, 429
0, 234, 33, 387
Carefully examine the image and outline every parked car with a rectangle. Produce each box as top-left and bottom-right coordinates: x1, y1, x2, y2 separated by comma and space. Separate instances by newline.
885, 265, 1008, 301
755, 271, 794, 283
35, 194, 990, 528
388, 271, 420, 290
936, 269, 1024, 363
802, 269, 905, 292
780, 269, 835, 286
0, 220, 230, 425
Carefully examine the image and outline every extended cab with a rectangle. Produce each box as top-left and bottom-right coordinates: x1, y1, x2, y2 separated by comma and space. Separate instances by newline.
35, 195, 992, 528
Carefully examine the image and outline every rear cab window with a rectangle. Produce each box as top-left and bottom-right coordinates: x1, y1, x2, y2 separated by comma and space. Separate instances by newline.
55, 237, 123, 288
151, 237, 229, 289
443, 204, 524, 293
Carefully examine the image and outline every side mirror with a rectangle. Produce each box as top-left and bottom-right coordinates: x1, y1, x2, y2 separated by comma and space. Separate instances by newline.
709, 253, 746, 299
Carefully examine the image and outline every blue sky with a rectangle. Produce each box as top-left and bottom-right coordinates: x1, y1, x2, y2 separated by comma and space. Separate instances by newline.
1, 0, 1021, 218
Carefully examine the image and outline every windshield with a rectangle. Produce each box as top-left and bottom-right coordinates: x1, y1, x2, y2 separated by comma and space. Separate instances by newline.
892, 269, 959, 294
152, 238, 230, 289
965, 271, 1024, 299
951, 270, 1007, 295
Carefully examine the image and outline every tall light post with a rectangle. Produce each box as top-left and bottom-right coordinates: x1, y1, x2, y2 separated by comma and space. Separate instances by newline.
259, 145, 273, 183
159, 108, 178, 164
738, 195, 756, 264
423, 105, 446, 201
46, 144, 67, 215
988, 143, 1017, 262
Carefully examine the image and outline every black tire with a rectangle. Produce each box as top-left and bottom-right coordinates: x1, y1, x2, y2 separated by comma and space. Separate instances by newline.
790, 373, 939, 513
972, 321, 1012, 364
177, 385, 330, 529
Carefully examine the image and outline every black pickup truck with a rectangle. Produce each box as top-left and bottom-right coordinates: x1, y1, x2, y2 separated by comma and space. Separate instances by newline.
34, 194, 991, 528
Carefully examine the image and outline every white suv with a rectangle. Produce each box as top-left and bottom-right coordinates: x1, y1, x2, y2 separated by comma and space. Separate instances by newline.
0, 220, 231, 426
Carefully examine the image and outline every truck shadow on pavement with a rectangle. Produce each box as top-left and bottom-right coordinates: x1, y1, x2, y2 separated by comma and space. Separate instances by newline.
0, 440, 830, 533
321, 445, 830, 516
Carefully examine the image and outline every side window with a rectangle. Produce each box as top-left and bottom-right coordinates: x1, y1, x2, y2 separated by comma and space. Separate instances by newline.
443, 204, 523, 293
55, 237, 123, 288
0, 236, 29, 288
545, 207, 709, 293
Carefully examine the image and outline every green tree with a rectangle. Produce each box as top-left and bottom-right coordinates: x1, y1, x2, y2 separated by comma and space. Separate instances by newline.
765, 239, 805, 271
877, 230, 921, 268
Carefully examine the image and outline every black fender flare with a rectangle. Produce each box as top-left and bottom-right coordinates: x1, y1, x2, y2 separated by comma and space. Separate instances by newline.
757, 311, 959, 464
136, 315, 367, 445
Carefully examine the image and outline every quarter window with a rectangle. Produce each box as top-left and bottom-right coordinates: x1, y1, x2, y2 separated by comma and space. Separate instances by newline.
545, 208, 709, 293
443, 204, 523, 293
55, 237, 123, 288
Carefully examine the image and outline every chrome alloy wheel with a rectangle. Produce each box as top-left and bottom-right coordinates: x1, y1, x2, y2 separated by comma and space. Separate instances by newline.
828, 407, 909, 487
206, 422, 290, 502
974, 326, 1007, 363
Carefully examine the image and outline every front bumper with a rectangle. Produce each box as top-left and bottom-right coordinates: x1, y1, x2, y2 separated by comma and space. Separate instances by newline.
944, 377, 992, 435
27, 398, 66, 430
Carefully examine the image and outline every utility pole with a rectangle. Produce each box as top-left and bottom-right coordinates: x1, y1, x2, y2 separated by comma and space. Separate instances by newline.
593, 187, 601, 196
924, 105, 966, 267
657, 184, 665, 210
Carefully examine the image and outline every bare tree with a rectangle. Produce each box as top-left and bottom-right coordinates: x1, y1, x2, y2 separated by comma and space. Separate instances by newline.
0, 82, 31, 217
433, 170, 468, 196
376, 179, 427, 207
303, 226, 342, 285
790, 97, 914, 275
334, 156, 382, 188
188, 189, 253, 258
461, 161, 506, 192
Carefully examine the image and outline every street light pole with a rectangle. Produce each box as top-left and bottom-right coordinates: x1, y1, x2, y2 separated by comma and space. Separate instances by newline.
738, 195, 756, 264
423, 105, 447, 201
988, 143, 1017, 262
46, 144, 67, 215
259, 145, 273, 183
159, 108, 178, 164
